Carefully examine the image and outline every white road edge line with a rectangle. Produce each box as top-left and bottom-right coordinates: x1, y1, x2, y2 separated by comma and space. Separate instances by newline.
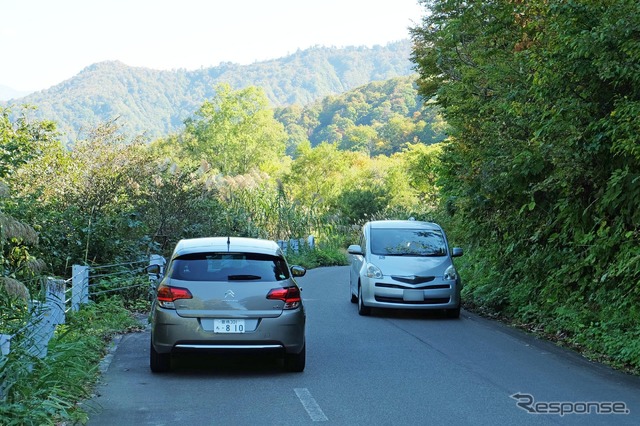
294, 388, 329, 422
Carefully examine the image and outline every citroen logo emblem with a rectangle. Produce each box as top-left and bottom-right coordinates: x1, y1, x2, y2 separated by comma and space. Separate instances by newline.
224, 290, 235, 299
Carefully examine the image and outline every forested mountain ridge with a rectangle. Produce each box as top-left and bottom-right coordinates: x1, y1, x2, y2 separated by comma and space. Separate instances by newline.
3, 40, 414, 143
275, 75, 446, 156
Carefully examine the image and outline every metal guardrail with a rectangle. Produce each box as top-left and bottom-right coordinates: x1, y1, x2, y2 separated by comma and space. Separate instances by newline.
0, 255, 165, 365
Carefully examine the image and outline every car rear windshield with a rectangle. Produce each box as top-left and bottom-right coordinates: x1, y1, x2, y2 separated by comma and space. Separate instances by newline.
167, 252, 290, 281
370, 228, 447, 256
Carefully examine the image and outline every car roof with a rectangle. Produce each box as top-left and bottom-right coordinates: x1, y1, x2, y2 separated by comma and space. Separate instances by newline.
366, 220, 443, 230
170, 237, 283, 259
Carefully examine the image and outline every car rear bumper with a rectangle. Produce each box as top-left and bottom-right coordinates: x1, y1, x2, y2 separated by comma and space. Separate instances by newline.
362, 278, 461, 310
151, 307, 305, 354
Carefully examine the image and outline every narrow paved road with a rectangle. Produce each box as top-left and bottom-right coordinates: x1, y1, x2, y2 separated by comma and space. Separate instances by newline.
86, 266, 640, 425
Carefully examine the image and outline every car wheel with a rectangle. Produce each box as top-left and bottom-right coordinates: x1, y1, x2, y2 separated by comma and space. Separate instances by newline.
358, 284, 371, 316
350, 288, 358, 303
446, 305, 461, 319
150, 339, 171, 373
284, 343, 306, 372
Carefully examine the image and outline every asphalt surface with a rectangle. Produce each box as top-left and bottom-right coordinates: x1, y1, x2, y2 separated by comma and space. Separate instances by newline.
85, 266, 640, 425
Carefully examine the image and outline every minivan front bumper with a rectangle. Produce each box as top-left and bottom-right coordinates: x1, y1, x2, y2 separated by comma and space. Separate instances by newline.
361, 278, 461, 310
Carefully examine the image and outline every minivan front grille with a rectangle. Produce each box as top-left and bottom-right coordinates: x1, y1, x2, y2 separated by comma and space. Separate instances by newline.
390, 275, 435, 284
376, 283, 450, 290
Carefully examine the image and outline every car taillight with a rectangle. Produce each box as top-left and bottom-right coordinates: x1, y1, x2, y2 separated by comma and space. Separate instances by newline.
156, 285, 192, 309
267, 286, 301, 310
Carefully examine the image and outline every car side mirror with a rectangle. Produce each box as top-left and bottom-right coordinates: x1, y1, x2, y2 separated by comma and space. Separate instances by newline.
347, 244, 364, 256
290, 265, 306, 277
145, 264, 161, 275
451, 247, 463, 257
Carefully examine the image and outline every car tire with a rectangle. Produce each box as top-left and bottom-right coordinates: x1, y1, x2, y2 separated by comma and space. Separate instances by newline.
446, 305, 461, 319
358, 284, 371, 316
284, 343, 306, 372
350, 289, 358, 303
150, 339, 171, 373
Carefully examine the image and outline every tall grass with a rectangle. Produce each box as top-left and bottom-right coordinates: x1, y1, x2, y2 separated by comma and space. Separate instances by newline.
0, 297, 141, 425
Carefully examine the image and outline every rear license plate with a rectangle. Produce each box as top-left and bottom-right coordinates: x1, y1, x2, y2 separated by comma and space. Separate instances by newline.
213, 319, 245, 333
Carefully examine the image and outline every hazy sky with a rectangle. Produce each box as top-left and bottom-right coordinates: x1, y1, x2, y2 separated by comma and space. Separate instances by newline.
1, 0, 425, 92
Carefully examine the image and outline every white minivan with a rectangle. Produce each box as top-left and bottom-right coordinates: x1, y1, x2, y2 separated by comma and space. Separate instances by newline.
348, 220, 463, 318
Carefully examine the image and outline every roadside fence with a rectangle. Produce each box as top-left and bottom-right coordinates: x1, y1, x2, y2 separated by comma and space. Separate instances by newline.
0, 255, 166, 373
277, 235, 315, 253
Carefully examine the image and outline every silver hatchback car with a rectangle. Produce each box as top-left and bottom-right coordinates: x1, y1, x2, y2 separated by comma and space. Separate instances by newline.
348, 220, 463, 318
149, 237, 306, 372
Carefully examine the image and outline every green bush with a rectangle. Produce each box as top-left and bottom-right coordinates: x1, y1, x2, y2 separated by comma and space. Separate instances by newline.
285, 244, 348, 270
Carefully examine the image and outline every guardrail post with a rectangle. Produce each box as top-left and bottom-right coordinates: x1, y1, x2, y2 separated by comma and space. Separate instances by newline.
0, 334, 9, 399
72, 265, 89, 311
0, 334, 10, 357
25, 301, 55, 359
46, 278, 66, 325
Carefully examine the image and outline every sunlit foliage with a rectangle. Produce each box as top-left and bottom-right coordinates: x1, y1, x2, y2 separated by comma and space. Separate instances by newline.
411, 0, 640, 370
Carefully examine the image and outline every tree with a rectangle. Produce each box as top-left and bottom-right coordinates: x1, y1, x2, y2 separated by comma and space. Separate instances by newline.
8, 120, 158, 271
183, 83, 287, 175
273, 105, 313, 157
340, 124, 378, 155
284, 142, 351, 211
400, 142, 442, 207
137, 158, 219, 254
0, 106, 59, 179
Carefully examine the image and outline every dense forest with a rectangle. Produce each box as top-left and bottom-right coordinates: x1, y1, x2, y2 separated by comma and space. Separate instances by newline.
1, 0, 639, 421
2, 41, 414, 144
411, 0, 639, 371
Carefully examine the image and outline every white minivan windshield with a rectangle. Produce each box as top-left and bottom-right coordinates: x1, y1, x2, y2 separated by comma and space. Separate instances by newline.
370, 228, 447, 256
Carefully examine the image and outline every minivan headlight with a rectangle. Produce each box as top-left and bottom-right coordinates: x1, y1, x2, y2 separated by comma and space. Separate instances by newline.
444, 265, 458, 281
366, 263, 383, 279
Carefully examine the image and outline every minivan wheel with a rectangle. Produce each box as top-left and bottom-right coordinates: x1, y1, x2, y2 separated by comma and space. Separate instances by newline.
150, 340, 171, 373
446, 305, 461, 319
358, 284, 371, 316
284, 343, 306, 372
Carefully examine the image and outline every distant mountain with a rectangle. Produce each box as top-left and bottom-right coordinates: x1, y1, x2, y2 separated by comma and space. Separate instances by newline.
0, 85, 32, 101
4, 40, 416, 143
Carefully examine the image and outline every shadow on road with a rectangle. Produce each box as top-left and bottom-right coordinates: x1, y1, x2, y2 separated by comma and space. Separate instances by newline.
163, 352, 290, 377
365, 308, 463, 320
